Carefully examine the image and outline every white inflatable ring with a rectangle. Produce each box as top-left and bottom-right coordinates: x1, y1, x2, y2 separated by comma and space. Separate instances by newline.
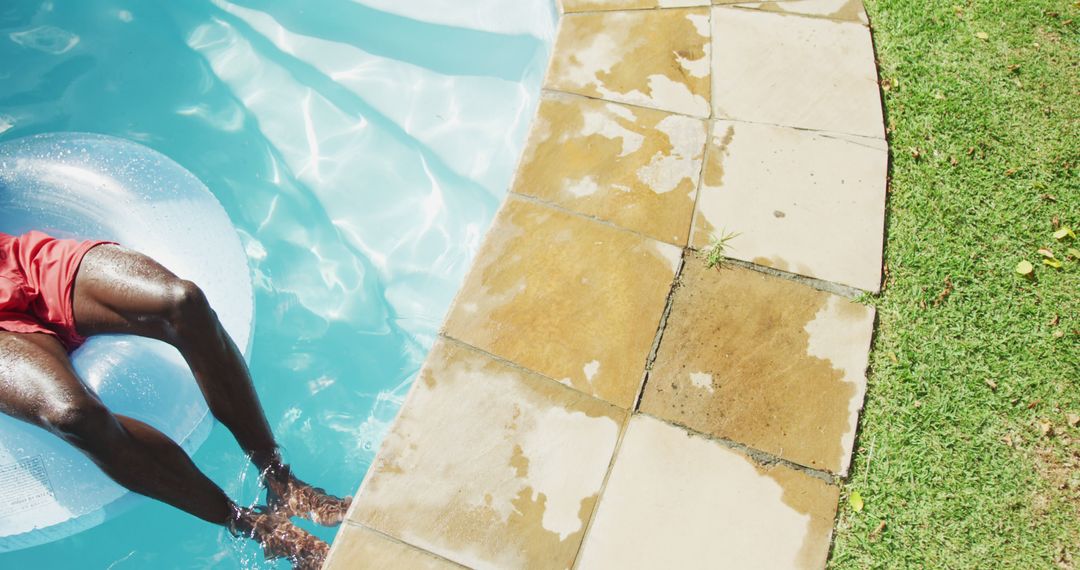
0, 133, 254, 552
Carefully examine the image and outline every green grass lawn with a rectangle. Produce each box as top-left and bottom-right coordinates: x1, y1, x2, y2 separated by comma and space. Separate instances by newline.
830, 1, 1079, 567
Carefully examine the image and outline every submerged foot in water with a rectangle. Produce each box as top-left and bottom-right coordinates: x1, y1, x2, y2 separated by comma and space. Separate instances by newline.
264, 465, 352, 526
229, 506, 329, 570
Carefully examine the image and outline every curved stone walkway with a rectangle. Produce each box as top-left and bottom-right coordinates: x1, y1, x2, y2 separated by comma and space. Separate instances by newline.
325, 1, 886, 568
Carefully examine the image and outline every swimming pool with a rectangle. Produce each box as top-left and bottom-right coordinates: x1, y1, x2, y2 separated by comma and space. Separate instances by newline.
0, 0, 554, 566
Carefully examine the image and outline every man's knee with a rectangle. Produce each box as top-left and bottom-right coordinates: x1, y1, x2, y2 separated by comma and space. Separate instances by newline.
40, 398, 115, 441
162, 279, 212, 338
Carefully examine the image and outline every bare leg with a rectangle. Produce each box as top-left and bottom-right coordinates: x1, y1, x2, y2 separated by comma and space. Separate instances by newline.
0, 332, 327, 569
0, 332, 234, 523
72, 244, 349, 525
72, 246, 277, 468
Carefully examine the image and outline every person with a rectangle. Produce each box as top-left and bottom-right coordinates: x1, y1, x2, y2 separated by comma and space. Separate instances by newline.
0, 230, 350, 569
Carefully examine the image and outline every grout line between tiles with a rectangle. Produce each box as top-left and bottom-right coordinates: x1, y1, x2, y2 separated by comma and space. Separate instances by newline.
514, 180, 872, 298
684, 4, 714, 256
711, 113, 886, 142
815, 129, 889, 149
540, 87, 886, 142
560, 0, 873, 24
508, 190, 686, 248
715, 3, 870, 27
339, 521, 472, 569
690, 254, 872, 299
438, 334, 627, 414
632, 252, 687, 412
686, 128, 712, 246
567, 411, 632, 569
540, 88, 709, 121
561, 4, 711, 16
637, 411, 839, 485
438, 333, 843, 482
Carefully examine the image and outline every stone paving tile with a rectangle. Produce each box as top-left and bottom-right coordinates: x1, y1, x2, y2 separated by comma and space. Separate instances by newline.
349, 340, 625, 570
576, 415, 839, 569
639, 262, 874, 475
691, 119, 888, 292
711, 6, 883, 138
561, 0, 709, 11
325, 523, 464, 570
444, 195, 681, 408
712, 0, 868, 24
546, 8, 711, 117
513, 92, 706, 245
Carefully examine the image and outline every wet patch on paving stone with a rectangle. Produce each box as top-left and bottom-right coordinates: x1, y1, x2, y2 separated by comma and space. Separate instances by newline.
349, 340, 625, 569
513, 91, 706, 245
640, 262, 874, 475
546, 8, 711, 117
443, 195, 680, 409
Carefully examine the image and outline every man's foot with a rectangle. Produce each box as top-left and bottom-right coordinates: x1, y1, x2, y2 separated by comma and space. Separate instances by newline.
263, 465, 352, 526
228, 506, 329, 570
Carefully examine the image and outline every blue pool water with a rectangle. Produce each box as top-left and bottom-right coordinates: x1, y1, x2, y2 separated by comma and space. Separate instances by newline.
0, 0, 554, 567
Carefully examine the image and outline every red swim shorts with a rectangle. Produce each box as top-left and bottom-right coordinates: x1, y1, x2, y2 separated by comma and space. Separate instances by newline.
0, 231, 115, 352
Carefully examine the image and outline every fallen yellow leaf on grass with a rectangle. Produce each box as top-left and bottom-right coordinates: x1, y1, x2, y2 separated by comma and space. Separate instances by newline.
850, 491, 865, 512
1067, 413, 1079, 428
1016, 260, 1034, 275
975, 31, 990, 40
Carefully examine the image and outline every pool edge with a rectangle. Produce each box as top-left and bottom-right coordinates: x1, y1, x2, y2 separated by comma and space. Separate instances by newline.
325, 1, 888, 568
